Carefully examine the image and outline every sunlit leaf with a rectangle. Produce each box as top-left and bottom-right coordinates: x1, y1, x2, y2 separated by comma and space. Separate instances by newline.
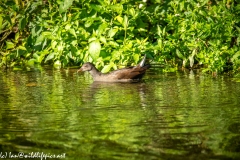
108, 27, 118, 38
18, 46, 26, 50
133, 54, 139, 64
98, 23, 108, 35
115, 16, 123, 24
89, 40, 101, 61
45, 52, 55, 62
69, 28, 77, 38
123, 15, 128, 29
85, 19, 93, 28
27, 59, 36, 66
100, 36, 106, 44
54, 60, 61, 68
6, 41, 15, 49
176, 49, 185, 60
129, 8, 135, 17
65, 23, 71, 30
35, 35, 44, 44
59, 0, 74, 13
51, 41, 58, 49
101, 64, 112, 73
110, 4, 123, 14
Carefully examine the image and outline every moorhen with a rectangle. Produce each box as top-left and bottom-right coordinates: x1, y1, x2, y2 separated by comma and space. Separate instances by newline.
78, 54, 150, 82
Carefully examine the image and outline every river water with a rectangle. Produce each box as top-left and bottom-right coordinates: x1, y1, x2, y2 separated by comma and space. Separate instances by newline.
0, 67, 240, 160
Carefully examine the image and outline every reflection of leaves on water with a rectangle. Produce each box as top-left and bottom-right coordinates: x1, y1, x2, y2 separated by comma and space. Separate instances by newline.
26, 82, 38, 87
228, 123, 240, 134
26, 82, 44, 87
222, 135, 240, 152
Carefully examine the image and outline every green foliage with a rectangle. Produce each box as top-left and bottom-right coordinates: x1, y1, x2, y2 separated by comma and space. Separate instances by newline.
0, 0, 240, 75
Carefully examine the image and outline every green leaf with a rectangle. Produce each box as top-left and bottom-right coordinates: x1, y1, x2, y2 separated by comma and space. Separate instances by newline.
19, 16, 27, 30
89, 40, 101, 61
15, 32, 19, 42
98, 23, 108, 35
123, 15, 128, 29
59, 0, 74, 13
54, 60, 61, 68
27, 59, 36, 66
108, 27, 118, 38
65, 24, 71, 30
18, 46, 26, 50
69, 28, 77, 38
133, 54, 139, 64
115, 16, 123, 24
129, 8, 135, 17
45, 52, 55, 63
110, 4, 123, 14
36, 35, 44, 44
100, 36, 106, 44
101, 64, 112, 73
176, 49, 185, 59
88, 37, 97, 43
51, 41, 58, 49
85, 19, 93, 28
6, 41, 15, 49
90, 4, 103, 12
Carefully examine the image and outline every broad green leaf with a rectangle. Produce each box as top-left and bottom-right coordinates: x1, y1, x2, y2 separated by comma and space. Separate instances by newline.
89, 40, 101, 61
6, 41, 15, 49
59, 0, 74, 13
42, 31, 52, 36
129, 8, 135, 17
18, 46, 26, 50
54, 60, 61, 68
108, 41, 119, 48
98, 23, 108, 34
35, 35, 44, 44
88, 37, 97, 43
101, 64, 112, 73
100, 36, 106, 44
90, 4, 102, 11
176, 49, 185, 59
108, 27, 118, 38
15, 32, 19, 41
115, 16, 123, 24
123, 15, 128, 29
69, 28, 77, 38
45, 52, 55, 62
51, 41, 58, 49
110, 4, 123, 14
85, 19, 93, 28
65, 24, 71, 30
27, 59, 36, 66
133, 54, 139, 64
232, 51, 240, 61
19, 17, 27, 30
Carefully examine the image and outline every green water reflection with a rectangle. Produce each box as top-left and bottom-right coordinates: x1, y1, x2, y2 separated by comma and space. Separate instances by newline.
0, 68, 240, 160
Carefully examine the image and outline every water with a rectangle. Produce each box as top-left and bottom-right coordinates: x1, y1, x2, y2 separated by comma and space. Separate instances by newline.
0, 67, 240, 160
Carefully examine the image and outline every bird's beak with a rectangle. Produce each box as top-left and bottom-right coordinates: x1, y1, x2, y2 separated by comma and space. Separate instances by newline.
77, 68, 82, 73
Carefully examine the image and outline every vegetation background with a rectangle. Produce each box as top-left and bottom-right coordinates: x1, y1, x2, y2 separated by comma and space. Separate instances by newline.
0, 0, 239, 75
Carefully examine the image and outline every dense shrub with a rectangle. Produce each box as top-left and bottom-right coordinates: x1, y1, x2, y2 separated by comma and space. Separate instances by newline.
0, 0, 239, 74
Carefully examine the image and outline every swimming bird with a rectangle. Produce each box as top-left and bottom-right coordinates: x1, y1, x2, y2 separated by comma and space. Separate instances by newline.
77, 54, 150, 82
